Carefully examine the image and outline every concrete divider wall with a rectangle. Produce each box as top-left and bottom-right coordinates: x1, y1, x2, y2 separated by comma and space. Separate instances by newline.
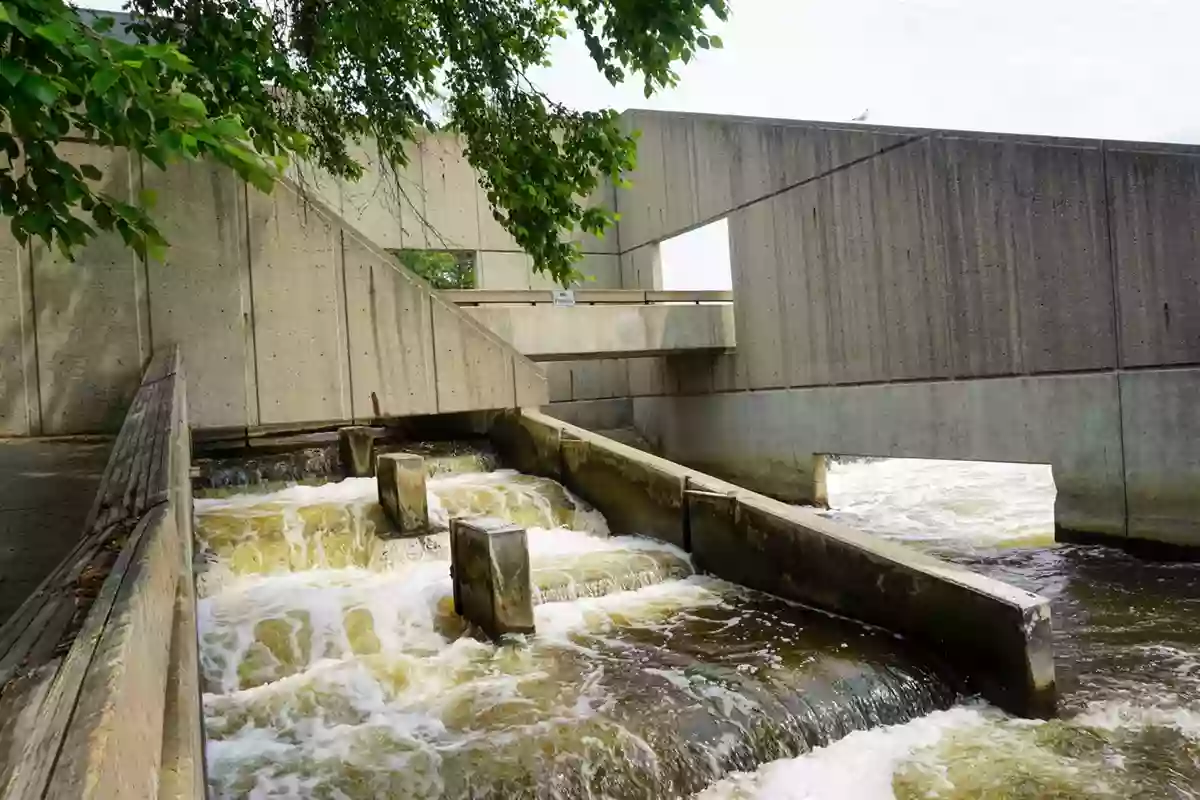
0, 350, 203, 800
0, 143, 549, 438
490, 409, 1056, 718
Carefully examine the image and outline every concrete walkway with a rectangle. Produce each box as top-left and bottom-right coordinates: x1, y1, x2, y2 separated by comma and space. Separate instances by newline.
0, 438, 112, 625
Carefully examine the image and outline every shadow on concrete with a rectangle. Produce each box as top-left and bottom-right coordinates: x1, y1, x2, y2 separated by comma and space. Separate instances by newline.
0, 438, 112, 625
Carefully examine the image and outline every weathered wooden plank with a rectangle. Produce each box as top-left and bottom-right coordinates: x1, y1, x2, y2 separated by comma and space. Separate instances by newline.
0, 350, 179, 709
140, 349, 177, 385
47, 507, 179, 800
143, 376, 173, 510
121, 380, 159, 526
0, 598, 62, 686
0, 512, 153, 800
94, 383, 148, 532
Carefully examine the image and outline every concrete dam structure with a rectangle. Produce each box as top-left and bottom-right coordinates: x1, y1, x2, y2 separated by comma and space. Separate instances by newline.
610, 111, 1200, 552
1, 110, 1199, 797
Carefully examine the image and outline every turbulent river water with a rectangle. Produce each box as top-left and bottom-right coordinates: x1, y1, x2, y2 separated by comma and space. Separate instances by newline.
194, 454, 1199, 799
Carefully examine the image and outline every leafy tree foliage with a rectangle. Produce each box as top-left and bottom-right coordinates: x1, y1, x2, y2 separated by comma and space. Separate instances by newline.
397, 248, 475, 290
0, 0, 727, 281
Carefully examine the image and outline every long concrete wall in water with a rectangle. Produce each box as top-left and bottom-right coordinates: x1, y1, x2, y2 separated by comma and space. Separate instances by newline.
491, 409, 1055, 718
0, 142, 547, 437
608, 110, 1200, 550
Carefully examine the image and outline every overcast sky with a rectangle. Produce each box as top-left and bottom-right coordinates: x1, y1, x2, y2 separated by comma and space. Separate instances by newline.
537, 0, 1200, 144
529, 0, 1200, 289
79, 0, 1200, 288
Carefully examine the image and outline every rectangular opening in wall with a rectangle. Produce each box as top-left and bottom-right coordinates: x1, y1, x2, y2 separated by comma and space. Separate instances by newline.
659, 218, 731, 291
823, 456, 1056, 557
392, 249, 477, 289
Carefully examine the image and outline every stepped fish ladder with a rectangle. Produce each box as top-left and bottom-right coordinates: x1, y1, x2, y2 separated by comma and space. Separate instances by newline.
193, 458, 956, 798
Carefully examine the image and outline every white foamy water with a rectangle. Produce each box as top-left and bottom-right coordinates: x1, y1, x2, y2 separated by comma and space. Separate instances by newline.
696, 706, 993, 800
194, 469, 757, 798
195, 464, 960, 798
824, 457, 1057, 550
698, 457, 1200, 800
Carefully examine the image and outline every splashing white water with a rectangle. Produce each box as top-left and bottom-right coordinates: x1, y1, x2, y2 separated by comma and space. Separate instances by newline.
196, 463, 960, 799
702, 457, 1200, 800
824, 458, 1056, 550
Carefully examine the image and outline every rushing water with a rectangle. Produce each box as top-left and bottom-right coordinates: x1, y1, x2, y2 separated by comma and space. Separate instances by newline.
701, 458, 1200, 800
193, 461, 954, 799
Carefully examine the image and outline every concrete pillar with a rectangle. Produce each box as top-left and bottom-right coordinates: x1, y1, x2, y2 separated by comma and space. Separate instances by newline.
450, 517, 534, 638
338, 426, 382, 477
377, 452, 429, 534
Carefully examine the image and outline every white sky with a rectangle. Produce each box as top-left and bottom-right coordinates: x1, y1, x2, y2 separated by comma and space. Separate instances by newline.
80, 0, 1200, 289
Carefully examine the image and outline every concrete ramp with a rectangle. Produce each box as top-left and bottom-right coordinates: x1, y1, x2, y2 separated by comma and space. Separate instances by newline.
0, 145, 547, 436
185, 166, 548, 429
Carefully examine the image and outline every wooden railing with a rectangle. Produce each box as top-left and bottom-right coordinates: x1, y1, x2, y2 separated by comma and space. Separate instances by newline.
0, 348, 202, 799
441, 289, 733, 306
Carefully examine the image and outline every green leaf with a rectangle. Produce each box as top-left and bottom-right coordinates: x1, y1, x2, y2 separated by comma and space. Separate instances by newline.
697, 35, 710, 49
92, 15, 115, 33
89, 68, 119, 95
0, 5, 10, 24
19, 74, 60, 106
176, 92, 207, 117
80, 163, 103, 181
709, 35, 723, 48
0, 58, 22, 86
34, 20, 73, 46
138, 188, 157, 208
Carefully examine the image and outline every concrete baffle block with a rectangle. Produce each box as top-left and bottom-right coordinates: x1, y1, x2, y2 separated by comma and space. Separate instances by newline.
377, 452, 429, 534
338, 426, 383, 477
450, 517, 535, 639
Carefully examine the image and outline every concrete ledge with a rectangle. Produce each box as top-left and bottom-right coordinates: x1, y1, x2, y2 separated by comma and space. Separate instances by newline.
691, 491, 1055, 718
489, 410, 564, 481
492, 409, 1056, 718
462, 303, 736, 361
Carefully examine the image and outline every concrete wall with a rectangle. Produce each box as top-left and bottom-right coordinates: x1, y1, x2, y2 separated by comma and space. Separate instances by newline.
0, 147, 547, 436
612, 110, 1200, 549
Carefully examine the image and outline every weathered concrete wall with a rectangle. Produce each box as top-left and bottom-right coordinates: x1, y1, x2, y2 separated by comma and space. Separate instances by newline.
490, 410, 1055, 718
614, 110, 1200, 548
0, 145, 548, 436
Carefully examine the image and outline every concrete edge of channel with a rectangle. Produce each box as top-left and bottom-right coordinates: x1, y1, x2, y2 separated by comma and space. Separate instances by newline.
491, 407, 1056, 719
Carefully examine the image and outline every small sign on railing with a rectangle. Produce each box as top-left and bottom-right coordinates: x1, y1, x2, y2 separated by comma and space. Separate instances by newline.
552, 289, 576, 307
